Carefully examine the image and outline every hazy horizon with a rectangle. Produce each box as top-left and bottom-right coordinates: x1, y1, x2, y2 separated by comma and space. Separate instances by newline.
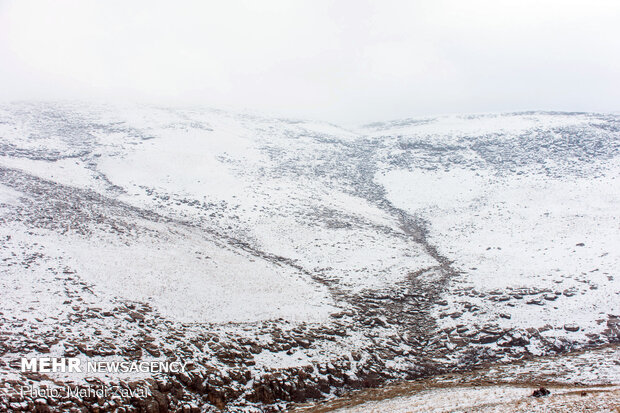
1, 0, 619, 124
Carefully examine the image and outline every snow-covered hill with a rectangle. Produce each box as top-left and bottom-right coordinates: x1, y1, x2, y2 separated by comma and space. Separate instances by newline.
0, 103, 618, 411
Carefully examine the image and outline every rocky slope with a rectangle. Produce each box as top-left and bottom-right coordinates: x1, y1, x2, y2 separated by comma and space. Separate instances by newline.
0, 103, 618, 411
294, 345, 620, 412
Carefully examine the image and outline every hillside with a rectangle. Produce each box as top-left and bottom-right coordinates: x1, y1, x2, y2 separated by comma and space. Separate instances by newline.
0, 103, 618, 412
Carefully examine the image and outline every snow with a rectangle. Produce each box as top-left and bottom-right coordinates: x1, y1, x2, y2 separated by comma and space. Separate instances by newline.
0, 215, 336, 324
377, 167, 487, 210
330, 385, 620, 413
378, 159, 620, 336
1, 103, 619, 411
364, 112, 596, 139
57, 229, 336, 324
2, 104, 618, 331
0, 156, 101, 191
307, 345, 620, 412
0, 183, 24, 205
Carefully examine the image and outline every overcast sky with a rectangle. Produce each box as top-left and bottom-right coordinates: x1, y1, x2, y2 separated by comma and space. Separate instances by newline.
1, 0, 619, 124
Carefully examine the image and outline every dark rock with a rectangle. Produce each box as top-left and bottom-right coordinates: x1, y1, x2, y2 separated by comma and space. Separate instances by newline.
473, 333, 500, 344
532, 387, 550, 397
564, 324, 580, 332
497, 332, 529, 347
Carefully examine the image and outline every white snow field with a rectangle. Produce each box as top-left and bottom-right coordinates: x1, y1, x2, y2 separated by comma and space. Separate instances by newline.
377, 141, 620, 344
0, 103, 618, 411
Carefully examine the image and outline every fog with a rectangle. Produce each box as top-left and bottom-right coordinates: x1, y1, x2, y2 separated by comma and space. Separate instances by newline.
1, 0, 619, 124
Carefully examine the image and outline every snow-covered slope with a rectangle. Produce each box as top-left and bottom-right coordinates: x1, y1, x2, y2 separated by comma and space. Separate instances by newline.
0, 104, 618, 411
370, 113, 620, 352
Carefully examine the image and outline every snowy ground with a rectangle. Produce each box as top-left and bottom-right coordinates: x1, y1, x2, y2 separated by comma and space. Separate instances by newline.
377, 144, 619, 352
323, 385, 620, 413
296, 345, 620, 412
0, 103, 618, 411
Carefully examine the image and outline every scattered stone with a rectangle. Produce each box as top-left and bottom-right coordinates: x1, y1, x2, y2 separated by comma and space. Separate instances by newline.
474, 333, 500, 344
497, 332, 529, 347
564, 324, 580, 332
532, 387, 550, 397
